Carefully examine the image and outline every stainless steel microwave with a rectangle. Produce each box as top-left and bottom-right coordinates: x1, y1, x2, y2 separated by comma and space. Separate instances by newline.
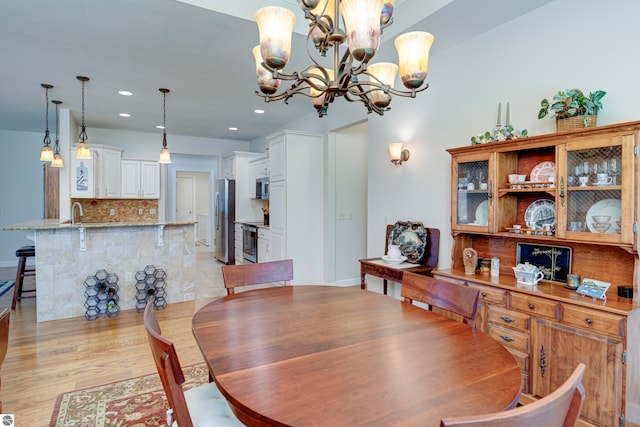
256, 177, 269, 200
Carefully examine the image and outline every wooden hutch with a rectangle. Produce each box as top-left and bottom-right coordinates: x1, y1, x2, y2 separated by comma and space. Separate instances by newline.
433, 121, 640, 427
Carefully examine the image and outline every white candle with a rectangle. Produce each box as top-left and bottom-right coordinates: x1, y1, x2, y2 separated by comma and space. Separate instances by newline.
497, 102, 501, 126
506, 102, 510, 126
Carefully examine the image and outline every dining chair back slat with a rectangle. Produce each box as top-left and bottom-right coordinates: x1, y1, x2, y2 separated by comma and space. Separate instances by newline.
0, 308, 9, 413
143, 302, 193, 426
401, 272, 479, 326
440, 363, 586, 427
222, 259, 293, 295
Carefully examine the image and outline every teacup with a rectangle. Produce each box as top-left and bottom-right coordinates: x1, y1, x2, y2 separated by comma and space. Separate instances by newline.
517, 174, 526, 183
567, 175, 576, 186
508, 174, 519, 184
594, 173, 613, 185
578, 176, 589, 187
479, 182, 488, 190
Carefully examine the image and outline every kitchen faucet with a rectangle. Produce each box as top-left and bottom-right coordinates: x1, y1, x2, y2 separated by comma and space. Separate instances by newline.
71, 201, 84, 225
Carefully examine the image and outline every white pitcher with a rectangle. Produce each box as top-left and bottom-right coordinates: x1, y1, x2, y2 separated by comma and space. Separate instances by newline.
388, 244, 402, 260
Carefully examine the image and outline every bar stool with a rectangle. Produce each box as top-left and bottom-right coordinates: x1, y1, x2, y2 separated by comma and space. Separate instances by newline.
12, 245, 36, 309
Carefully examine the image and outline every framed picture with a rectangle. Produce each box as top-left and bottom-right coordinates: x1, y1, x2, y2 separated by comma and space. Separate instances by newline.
516, 243, 572, 283
576, 278, 610, 300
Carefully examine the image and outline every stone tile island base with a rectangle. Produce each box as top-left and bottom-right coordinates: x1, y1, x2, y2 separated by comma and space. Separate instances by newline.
34, 223, 195, 322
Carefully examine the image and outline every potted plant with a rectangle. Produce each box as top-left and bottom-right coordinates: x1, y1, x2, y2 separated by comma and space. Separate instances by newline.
538, 88, 606, 132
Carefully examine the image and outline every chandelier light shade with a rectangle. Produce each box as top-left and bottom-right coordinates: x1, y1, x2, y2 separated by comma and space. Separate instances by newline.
51, 100, 64, 168
158, 88, 172, 164
76, 76, 92, 159
253, 46, 281, 95
367, 62, 398, 108
253, 0, 434, 117
339, 0, 384, 62
39, 83, 54, 162
255, 6, 297, 70
394, 31, 434, 89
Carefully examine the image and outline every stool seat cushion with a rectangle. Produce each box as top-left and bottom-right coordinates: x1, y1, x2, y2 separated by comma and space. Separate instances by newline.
16, 246, 35, 257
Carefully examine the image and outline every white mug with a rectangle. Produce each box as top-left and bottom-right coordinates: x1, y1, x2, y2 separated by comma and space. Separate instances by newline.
594, 173, 613, 185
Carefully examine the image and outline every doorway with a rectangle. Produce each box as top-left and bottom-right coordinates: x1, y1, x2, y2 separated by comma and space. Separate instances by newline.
177, 171, 211, 246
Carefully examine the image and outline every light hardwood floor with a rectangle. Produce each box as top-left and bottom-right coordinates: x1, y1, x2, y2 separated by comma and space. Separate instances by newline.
1, 247, 227, 426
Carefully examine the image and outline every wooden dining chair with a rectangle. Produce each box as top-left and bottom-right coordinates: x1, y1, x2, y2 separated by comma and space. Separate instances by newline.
143, 302, 243, 427
441, 363, 586, 427
401, 272, 479, 326
0, 308, 10, 413
222, 259, 293, 295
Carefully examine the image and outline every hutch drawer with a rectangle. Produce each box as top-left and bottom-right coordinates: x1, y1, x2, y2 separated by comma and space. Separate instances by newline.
511, 293, 560, 321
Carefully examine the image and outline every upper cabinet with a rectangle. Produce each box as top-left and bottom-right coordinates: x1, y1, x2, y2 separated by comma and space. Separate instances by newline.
70, 144, 122, 199
249, 157, 269, 199
121, 160, 159, 199
448, 121, 640, 252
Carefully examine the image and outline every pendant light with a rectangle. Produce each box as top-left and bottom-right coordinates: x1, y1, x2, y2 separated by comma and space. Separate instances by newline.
158, 88, 171, 164
39, 83, 54, 162
76, 76, 91, 159
50, 100, 64, 168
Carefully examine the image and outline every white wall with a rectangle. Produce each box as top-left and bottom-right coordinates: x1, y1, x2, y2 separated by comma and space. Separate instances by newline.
0, 130, 45, 265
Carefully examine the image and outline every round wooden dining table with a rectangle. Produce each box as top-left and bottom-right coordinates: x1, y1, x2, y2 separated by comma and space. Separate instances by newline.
192, 286, 522, 427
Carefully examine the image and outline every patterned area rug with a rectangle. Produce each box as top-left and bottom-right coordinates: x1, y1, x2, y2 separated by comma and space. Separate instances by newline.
51, 363, 209, 427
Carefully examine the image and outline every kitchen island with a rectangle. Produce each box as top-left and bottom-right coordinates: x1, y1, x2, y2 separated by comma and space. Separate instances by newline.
2, 219, 196, 322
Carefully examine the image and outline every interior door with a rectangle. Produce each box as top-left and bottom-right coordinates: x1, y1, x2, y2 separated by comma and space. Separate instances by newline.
176, 174, 196, 222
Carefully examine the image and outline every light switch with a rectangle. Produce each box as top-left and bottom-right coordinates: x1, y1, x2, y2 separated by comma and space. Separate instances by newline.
110, 209, 115, 216
138, 209, 143, 215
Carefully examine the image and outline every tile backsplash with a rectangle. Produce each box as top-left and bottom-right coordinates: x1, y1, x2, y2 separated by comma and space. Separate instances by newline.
70, 198, 159, 222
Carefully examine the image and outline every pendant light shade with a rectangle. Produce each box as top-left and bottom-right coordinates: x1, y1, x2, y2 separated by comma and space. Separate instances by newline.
76, 76, 91, 159
51, 100, 64, 168
40, 83, 54, 162
158, 88, 171, 164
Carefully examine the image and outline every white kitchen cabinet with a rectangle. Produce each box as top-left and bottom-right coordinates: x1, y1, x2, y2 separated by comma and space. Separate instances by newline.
70, 144, 122, 199
223, 151, 264, 218
234, 223, 244, 265
267, 130, 324, 284
121, 160, 159, 199
258, 227, 270, 263
249, 157, 269, 198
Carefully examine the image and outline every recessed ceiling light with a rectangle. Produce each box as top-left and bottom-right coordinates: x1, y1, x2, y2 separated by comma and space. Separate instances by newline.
118, 90, 133, 96
229, 127, 238, 131
119, 113, 131, 117
254, 109, 265, 114
156, 125, 165, 129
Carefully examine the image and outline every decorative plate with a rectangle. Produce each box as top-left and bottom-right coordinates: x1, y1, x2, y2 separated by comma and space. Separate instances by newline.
475, 200, 488, 226
530, 161, 556, 182
389, 221, 428, 264
524, 199, 556, 229
585, 199, 621, 234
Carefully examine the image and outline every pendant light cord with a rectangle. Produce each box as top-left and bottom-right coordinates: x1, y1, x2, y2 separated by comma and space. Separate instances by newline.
162, 89, 168, 148
43, 86, 51, 146
79, 78, 88, 142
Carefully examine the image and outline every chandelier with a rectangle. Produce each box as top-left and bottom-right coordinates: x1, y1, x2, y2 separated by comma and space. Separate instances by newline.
76, 76, 91, 159
253, 0, 434, 117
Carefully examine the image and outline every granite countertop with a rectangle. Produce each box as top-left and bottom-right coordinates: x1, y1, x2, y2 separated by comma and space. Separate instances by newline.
0, 219, 197, 230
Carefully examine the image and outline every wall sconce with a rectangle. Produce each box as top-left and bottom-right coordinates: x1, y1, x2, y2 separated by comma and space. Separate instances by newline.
389, 143, 410, 165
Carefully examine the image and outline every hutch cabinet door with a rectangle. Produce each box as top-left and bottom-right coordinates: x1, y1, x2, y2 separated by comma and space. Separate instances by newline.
556, 133, 635, 245
531, 318, 623, 427
451, 152, 496, 233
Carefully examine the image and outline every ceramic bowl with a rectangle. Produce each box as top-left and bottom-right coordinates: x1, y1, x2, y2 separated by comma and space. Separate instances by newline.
381, 255, 408, 265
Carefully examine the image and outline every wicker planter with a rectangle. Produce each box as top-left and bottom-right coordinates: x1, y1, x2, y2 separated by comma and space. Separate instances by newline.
556, 115, 597, 132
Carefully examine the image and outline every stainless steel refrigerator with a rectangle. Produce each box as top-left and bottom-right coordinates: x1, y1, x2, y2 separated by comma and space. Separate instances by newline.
214, 179, 235, 264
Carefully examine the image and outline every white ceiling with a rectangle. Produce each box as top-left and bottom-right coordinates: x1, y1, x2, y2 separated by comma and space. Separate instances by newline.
0, 0, 553, 142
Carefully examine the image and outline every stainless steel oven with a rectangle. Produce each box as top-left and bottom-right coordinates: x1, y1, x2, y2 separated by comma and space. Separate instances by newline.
242, 224, 258, 263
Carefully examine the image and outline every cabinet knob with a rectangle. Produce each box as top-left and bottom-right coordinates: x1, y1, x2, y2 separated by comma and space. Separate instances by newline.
585, 318, 593, 325
482, 292, 487, 297
528, 303, 535, 310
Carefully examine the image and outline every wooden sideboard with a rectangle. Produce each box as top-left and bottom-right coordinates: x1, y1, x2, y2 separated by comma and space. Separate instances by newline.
443, 121, 640, 427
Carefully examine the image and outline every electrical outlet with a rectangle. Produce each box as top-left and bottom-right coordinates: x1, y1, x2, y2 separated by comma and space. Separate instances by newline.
138, 209, 143, 215
150, 208, 157, 215
110, 209, 115, 216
